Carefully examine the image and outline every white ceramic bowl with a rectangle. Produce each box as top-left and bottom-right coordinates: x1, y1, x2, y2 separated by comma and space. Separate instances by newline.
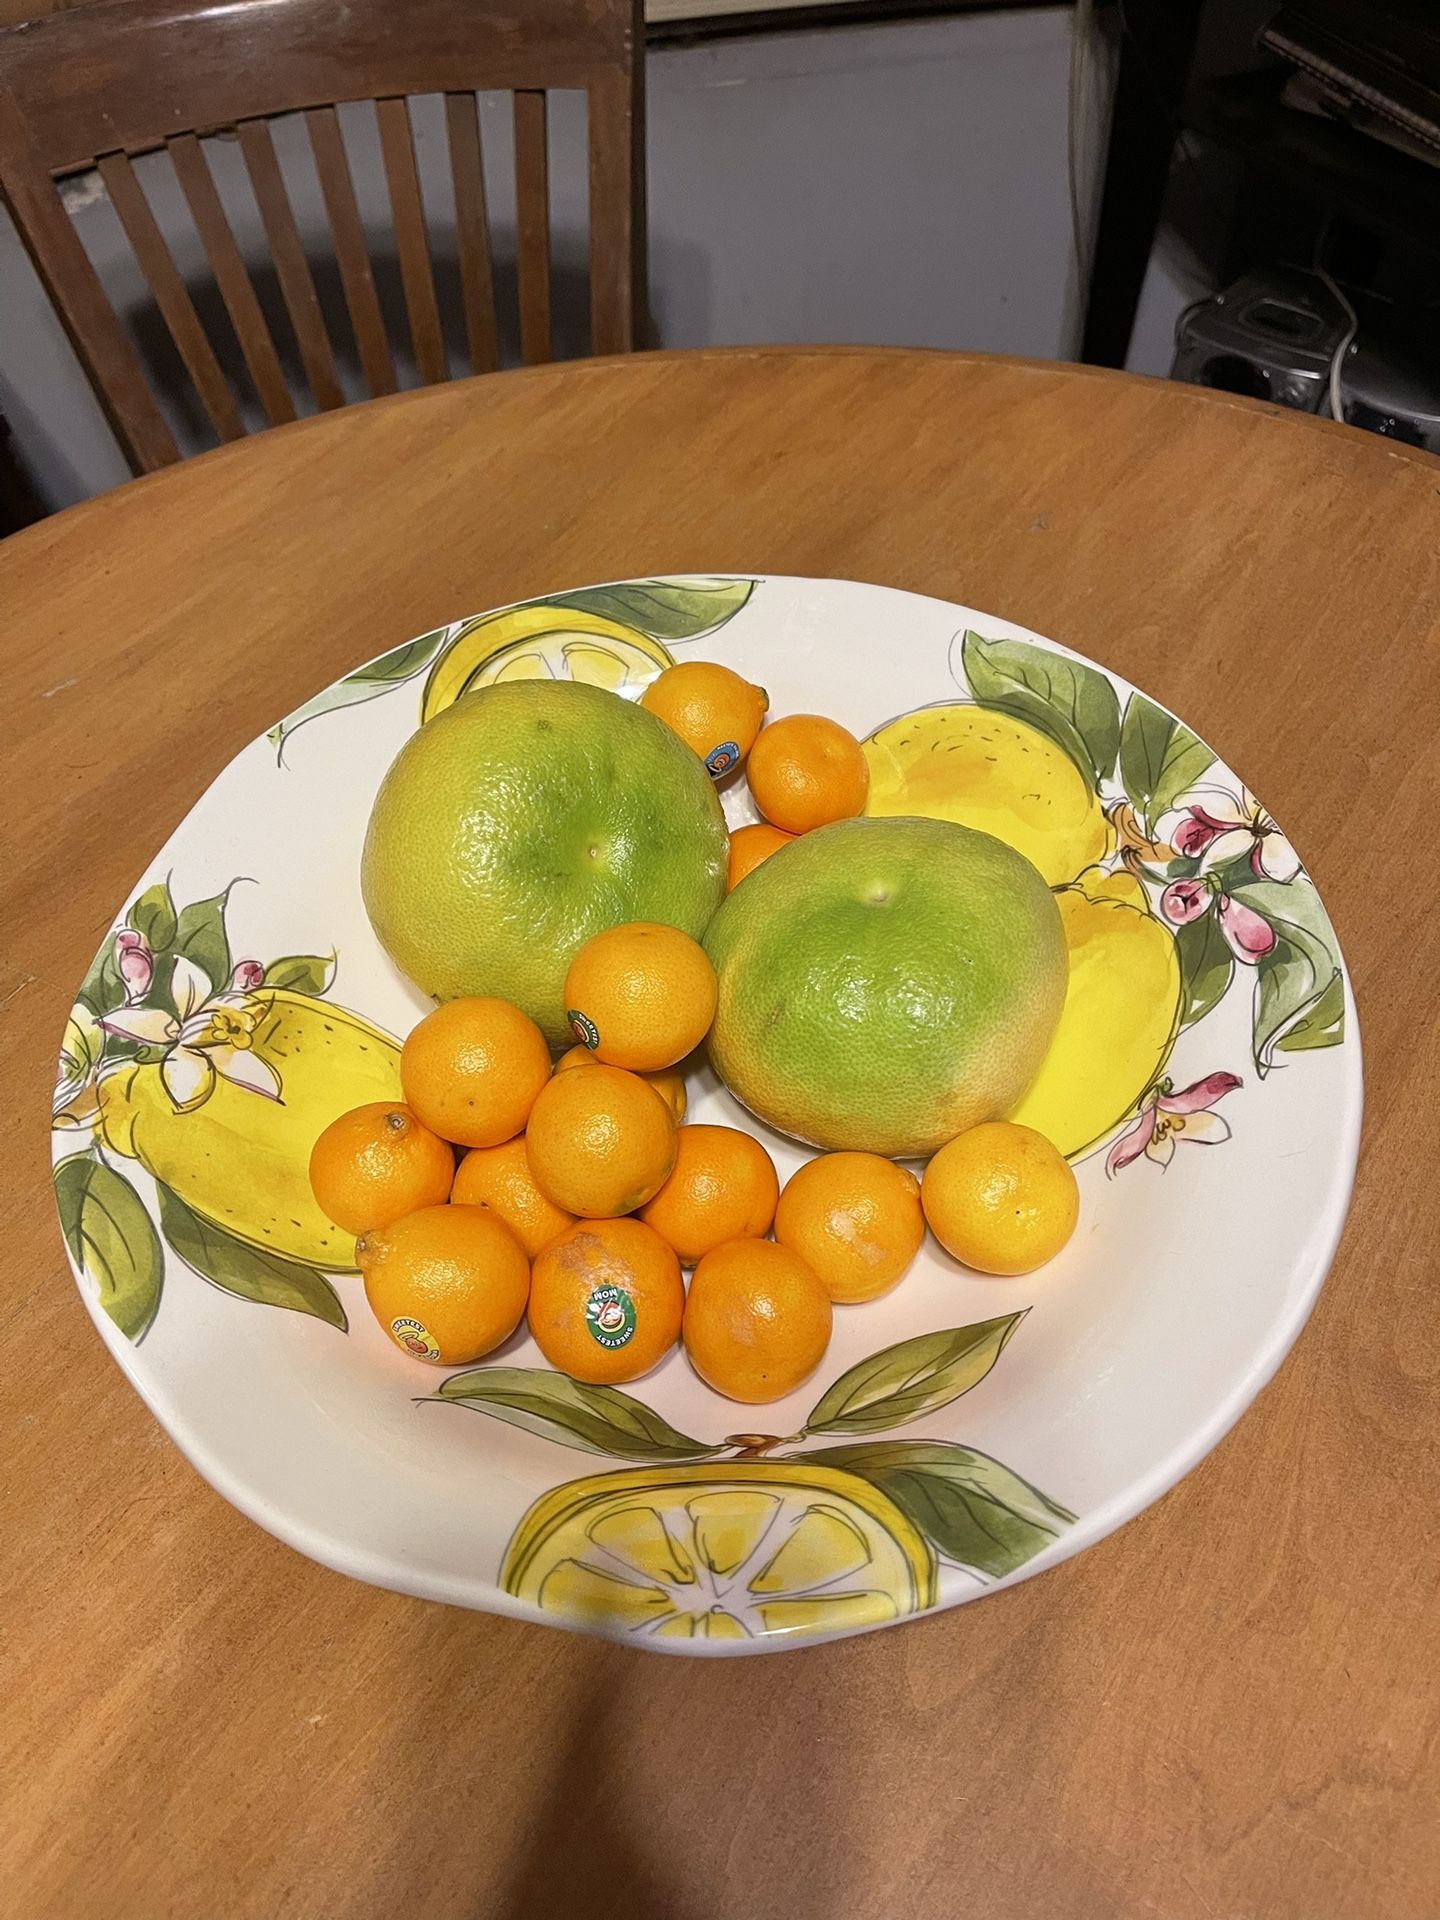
51, 576, 1360, 1655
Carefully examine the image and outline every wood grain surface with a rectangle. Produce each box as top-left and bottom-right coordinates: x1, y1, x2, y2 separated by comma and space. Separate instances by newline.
3, 348, 1437, 1920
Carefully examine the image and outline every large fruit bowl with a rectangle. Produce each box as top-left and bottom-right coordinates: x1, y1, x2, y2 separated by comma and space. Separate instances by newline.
50, 576, 1360, 1655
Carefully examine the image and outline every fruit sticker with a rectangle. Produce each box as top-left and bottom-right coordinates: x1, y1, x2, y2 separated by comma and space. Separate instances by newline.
567, 1010, 601, 1051
583, 1285, 636, 1351
704, 741, 741, 779
391, 1316, 442, 1362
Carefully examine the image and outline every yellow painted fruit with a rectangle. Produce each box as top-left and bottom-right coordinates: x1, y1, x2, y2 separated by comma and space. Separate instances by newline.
95, 989, 401, 1270
422, 605, 673, 724
864, 705, 1110, 887
501, 1462, 936, 1643
1009, 867, 1182, 1157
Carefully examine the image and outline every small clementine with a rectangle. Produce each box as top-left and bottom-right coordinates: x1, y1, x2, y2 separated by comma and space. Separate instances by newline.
639, 1124, 779, 1266
922, 1121, 1078, 1275
308, 1101, 455, 1235
451, 1136, 574, 1257
726, 822, 796, 890
683, 1239, 832, 1404
774, 1151, 923, 1303
401, 996, 551, 1149
746, 714, 869, 834
640, 660, 768, 780
525, 1063, 677, 1217
528, 1217, 684, 1384
562, 921, 717, 1071
357, 1203, 529, 1364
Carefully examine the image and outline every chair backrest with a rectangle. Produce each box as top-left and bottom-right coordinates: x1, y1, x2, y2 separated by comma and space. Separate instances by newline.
0, 0, 646, 473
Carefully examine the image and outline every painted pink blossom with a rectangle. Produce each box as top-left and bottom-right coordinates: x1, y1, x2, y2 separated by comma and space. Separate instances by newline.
230, 959, 265, 991
114, 929, 154, 1001
1160, 879, 1276, 965
1106, 1072, 1242, 1175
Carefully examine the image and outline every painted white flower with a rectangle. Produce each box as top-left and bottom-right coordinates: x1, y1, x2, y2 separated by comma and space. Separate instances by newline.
100, 949, 280, 1112
1156, 779, 1300, 882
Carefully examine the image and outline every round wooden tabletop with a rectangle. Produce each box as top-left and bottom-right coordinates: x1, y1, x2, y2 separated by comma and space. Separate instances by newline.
5, 348, 1437, 1920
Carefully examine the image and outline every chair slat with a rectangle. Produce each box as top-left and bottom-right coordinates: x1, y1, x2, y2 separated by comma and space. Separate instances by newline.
236, 117, 344, 412
513, 89, 552, 366
0, 105, 178, 473
304, 106, 395, 400
586, 68, 644, 356
375, 96, 446, 387
444, 91, 499, 376
166, 133, 295, 428
97, 151, 244, 444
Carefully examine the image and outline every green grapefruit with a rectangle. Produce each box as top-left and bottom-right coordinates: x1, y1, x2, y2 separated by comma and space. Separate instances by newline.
704, 816, 1066, 1157
362, 681, 727, 1045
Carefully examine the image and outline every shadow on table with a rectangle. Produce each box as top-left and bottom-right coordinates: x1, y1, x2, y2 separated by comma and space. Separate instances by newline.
491, 1674, 698, 1920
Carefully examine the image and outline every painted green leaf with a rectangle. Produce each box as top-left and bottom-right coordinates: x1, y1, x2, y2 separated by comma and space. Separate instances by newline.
541, 577, 755, 642
1229, 877, 1342, 1073
1274, 971, 1345, 1054
172, 889, 232, 994
59, 1003, 105, 1080
803, 1315, 1024, 1437
1118, 693, 1214, 830
156, 1183, 346, 1330
345, 629, 451, 686
262, 953, 335, 995
435, 1367, 721, 1460
267, 626, 450, 759
1174, 908, 1234, 1030
803, 1440, 1074, 1578
54, 1156, 164, 1341
959, 631, 1121, 791
76, 931, 127, 1019
129, 880, 178, 953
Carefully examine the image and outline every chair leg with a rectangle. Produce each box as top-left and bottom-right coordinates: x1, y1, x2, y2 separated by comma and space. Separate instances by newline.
1080, 0, 1206, 368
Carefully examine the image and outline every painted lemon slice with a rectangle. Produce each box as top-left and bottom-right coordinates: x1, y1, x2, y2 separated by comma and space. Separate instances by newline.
501, 1461, 937, 1642
421, 606, 674, 724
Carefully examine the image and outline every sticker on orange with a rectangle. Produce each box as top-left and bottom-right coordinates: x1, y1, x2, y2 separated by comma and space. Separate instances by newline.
390, 1315, 442, 1361
584, 1285, 636, 1350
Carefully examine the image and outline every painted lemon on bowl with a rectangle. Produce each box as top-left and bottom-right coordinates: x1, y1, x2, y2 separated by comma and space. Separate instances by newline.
1010, 867, 1182, 1157
97, 989, 401, 1270
864, 704, 1111, 887
421, 605, 673, 724
501, 1461, 937, 1643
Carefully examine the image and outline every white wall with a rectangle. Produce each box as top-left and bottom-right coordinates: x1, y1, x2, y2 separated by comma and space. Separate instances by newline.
2, 7, 1104, 511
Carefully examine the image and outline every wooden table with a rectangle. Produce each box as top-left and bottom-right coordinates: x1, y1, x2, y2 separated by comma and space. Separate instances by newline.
5, 348, 1438, 1920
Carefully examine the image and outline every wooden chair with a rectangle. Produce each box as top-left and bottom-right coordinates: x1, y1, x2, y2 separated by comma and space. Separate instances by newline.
0, 0, 646, 473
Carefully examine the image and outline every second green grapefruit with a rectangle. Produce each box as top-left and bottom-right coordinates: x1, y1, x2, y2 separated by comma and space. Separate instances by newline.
362, 681, 728, 1045
704, 816, 1066, 1157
